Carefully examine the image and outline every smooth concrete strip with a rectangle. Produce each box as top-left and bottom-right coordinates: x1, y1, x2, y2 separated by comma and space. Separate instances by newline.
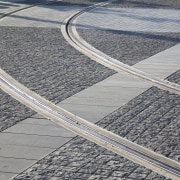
19, 117, 57, 126
77, 7, 180, 32
58, 72, 151, 122
0, 132, 70, 149
0, 5, 83, 28
0, 172, 17, 180
1, 43, 179, 179
3, 123, 75, 137
0, 121, 74, 178
0, 156, 36, 174
134, 44, 180, 78
0, 144, 54, 160
1, 4, 179, 179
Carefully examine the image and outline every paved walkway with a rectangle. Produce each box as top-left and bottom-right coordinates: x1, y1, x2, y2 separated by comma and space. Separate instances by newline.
0, 0, 180, 179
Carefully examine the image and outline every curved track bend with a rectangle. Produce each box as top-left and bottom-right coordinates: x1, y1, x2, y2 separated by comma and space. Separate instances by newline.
1, 67, 180, 180
0, 0, 58, 20
0, 1, 180, 179
61, 1, 180, 95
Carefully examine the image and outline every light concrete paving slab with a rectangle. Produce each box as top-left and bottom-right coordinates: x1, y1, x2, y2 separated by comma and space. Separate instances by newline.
60, 86, 148, 107
60, 104, 118, 123
77, 7, 180, 32
19, 117, 59, 126
1, 3, 179, 180
0, 133, 70, 148
134, 44, 180, 78
0, 144, 53, 160
58, 71, 151, 122
0, 172, 17, 180
0, 0, 28, 18
59, 103, 117, 123
0, 5, 82, 28
3, 124, 75, 137
0, 156, 36, 174
93, 73, 151, 88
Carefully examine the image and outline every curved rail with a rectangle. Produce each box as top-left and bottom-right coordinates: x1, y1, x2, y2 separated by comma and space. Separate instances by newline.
0, 0, 58, 20
0, 1, 180, 179
1, 67, 180, 180
61, 2, 180, 95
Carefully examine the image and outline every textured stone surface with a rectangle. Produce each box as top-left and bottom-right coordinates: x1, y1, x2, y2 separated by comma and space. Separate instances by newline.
0, 89, 35, 132
14, 71, 179, 179
0, 26, 114, 131
78, 29, 180, 65
14, 136, 169, 179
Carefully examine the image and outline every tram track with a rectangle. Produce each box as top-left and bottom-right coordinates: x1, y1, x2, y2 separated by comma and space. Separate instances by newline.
61, 1, 180, 95
0, 0, 180, 179
0, 0, 59, 20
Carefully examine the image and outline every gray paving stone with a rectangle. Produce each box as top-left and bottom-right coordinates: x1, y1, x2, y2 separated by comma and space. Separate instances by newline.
14, 70, 179, 179
0, 172, 17, 180
3, 123, 75, 137
78, 29, 180, 66
0, 26, 114, 131
1, 1, 179, 179
19, 117, 56, 126
0, 156, 36, 174
59, 103, 117, 124
0, 144, 53, 160
78, 7, 180, 32
0, 132, 71, 148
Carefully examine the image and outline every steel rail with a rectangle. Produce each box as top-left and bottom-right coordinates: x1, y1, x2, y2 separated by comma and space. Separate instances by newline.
1, 67, 180, 180
61, 2, 180, 95
0, 0, 60, 21
0, 1, 179, 179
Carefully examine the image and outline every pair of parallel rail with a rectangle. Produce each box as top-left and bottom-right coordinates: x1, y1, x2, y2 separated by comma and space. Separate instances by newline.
0, 0, 180, 179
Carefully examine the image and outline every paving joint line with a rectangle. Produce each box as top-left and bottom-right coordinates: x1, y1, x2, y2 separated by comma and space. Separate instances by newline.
61, 2, 180, 95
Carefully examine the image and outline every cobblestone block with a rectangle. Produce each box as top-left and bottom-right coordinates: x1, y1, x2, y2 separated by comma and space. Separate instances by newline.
15, 71, 179, 179
78, 29, 180, 66
0, 26, 114, 131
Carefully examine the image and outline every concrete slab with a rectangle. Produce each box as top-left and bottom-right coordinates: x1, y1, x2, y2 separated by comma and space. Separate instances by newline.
60, 86, 148, 107
19, 117, 59, 126
0, 5, 82, 28
0, 172, 17, 180
93, 73, 151, 88
0, 132, 71, 148
0, 156, 36, 174
77, 7, 180, 32
59, 103, 117, 123
1, 3, 179, 179
58, 72, 151, 122
0, 144, 53, 160
0, 133, 70, 148
3, 124, 75, 137
134, 44, 180, 79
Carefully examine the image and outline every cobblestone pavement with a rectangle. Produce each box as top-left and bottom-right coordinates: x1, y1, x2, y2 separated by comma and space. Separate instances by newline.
1, 0, 180, 179
78, 30, 180, 65
14, 70, 180, 179
14, 138, 170, 179
77, 0, 180, 65
0, 26, 114, 131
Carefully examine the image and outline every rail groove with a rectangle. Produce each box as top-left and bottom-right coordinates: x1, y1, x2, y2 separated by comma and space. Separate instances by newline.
1, 67, 180, 180
61, 1, 180, 95
0, 0, 60, 20
0, 0, 180, 179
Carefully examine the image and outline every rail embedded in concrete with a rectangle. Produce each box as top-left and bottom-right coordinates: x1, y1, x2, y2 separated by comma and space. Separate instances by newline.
61, 2, 180, 95
0, 0, 180, 179
1, 68, 180, 180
